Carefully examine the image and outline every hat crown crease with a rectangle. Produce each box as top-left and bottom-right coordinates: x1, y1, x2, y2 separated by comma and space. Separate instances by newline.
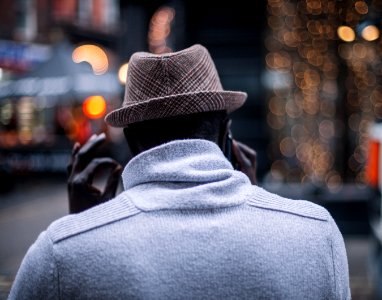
124, 46, 223, 105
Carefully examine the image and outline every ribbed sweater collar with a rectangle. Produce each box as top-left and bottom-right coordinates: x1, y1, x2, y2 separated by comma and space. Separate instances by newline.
121, 139, 252, 211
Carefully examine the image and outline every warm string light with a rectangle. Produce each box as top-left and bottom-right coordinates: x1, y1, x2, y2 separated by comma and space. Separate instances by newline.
339, 41, 379, 183
266, 0, 343, 188
362, 25, 379, 41
266, 0, 379, 186
336, 0, 382, 184
337, 26, 356, 42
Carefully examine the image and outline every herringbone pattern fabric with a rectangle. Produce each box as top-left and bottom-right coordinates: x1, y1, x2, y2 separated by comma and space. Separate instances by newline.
105, 44, 247, 127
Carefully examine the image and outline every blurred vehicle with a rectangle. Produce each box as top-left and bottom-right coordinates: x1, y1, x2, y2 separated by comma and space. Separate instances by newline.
365, 121, 382, 298
0, 43, 122, 179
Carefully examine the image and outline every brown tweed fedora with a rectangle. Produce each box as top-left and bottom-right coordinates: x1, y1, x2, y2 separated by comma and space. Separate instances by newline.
105, 44, 247, 127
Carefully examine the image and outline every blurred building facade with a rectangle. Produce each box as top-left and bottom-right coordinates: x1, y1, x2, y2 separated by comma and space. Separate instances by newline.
0, 0, 271, 178
0, 0, 122, 175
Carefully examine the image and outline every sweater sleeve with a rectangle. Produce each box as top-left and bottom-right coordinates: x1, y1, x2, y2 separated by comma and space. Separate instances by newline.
8, 231, 59, 300
328, 215, 351, 300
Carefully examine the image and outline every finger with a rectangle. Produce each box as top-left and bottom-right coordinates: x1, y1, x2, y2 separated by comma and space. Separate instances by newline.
236, 141, 257, 157
72, 142, 81, 156
235, 141, 257, 166
78, 133, 106, 156
67, 142, 81, 175
81, 157, 121, 185
232, 139, 251, 167
74, 133, 106, 172
101, 164, 122, 201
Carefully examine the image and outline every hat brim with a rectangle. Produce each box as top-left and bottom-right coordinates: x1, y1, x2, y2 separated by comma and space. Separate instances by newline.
105, 90, 247, 127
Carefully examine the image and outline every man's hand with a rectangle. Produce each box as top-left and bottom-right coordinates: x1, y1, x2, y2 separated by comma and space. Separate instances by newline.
67, 133, 122, 214
232, 140, 257, 185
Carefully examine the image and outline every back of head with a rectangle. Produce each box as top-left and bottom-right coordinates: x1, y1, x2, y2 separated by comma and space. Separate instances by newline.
123, 110, 227, 155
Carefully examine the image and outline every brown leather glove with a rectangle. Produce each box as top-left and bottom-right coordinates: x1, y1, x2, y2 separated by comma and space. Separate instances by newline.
67, 133, 122, 214
232, 139, 258, 185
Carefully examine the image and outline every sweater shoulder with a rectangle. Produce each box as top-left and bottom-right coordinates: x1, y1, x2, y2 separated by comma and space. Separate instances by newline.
47, 192, 141, 244
246, 186, 330, 222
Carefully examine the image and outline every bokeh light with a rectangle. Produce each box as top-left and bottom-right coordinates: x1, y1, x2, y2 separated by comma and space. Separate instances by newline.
82, 95, 107, 119
361, 25, 379, 41
337, 26, 356, 42
354, 1, 368, 14
118, 63, 129, 85
148, 6, 175, 54
266, 0, 355, 184
72, 44, 109, 75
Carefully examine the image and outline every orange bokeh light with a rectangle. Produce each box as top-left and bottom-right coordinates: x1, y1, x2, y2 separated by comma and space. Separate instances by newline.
337, 26, 355, 42
82, 95, 107, 119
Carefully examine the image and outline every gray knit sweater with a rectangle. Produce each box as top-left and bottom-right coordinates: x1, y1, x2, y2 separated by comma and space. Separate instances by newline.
9, 139, 350, 299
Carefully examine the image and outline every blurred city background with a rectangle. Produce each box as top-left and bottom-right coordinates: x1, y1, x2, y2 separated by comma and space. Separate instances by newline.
0, 0, 382, 299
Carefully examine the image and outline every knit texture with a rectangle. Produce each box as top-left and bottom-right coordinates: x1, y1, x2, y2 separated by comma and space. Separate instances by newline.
105, 45, 247, 127
9, 139, 350, 299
